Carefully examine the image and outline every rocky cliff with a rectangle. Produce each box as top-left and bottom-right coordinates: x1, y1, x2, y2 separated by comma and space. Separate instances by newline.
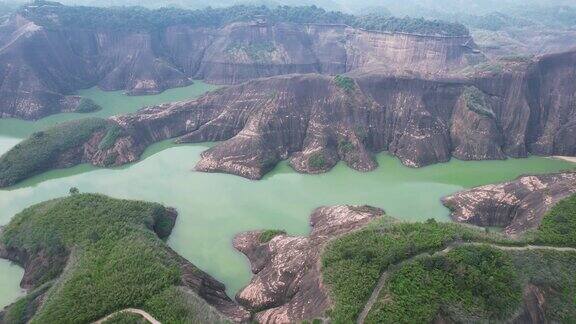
442, 171, 576, 235
0, 6, 480, 119
1, 47, 575, 186
233, 205, 383, 323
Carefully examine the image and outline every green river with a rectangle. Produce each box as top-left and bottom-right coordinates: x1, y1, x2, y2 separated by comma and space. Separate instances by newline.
0, 81, 574, 309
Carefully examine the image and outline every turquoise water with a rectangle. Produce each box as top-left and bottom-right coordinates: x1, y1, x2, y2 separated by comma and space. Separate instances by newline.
0, 260, 25, 309
0, 83, 574, 308
0, 81, 219, 139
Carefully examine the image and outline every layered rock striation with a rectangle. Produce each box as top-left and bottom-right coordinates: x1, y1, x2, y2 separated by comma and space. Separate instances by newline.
1, 45, 575, 186
233, 205, 383, 323
442, 171, 576, 235
0, 6, 480, 119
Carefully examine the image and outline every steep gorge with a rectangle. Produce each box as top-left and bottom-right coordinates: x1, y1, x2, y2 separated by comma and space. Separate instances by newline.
2, 47, 573, 186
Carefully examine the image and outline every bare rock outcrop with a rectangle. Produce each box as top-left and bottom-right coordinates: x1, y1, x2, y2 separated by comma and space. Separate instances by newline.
442, 172, 576, 235
0, 5, 480, 120
81, 50, 576, 176
512, 284, 547, 324
234, 205, 383, 323
2, 46, 576, 187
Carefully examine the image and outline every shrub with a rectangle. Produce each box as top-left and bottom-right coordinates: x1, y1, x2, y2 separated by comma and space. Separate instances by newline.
98, 124, 123, 150
21, 4, 469, 36
535, 194, 576, 247
308, 152, 327, 169
338, 139, 355, 153
260, 229, 286, 243
0, 194, 216, 323
102, 312, 148, 324
508, 250, 576, 322
76, 98, 102, 113
462, 86, 495, 118
0, 118, 109, 187
333, 75, 355, 92
321, 219, 515, 322
365, 245, 522, 322
226, 42, 276, 61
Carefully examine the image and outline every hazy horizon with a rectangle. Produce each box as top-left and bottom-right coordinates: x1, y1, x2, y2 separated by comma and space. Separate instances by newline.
4, 0, 576, 14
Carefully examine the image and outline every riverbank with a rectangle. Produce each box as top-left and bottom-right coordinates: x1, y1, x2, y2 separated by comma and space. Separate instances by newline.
552, 156, 576, 163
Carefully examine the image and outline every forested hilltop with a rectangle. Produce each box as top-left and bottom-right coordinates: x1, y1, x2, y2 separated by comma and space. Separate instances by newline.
21, 1, 469, 36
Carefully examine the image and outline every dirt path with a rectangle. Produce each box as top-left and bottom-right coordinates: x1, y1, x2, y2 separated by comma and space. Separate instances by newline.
356, 243, 576, 324
93, 308, 161, 324
551, 156, 576, 163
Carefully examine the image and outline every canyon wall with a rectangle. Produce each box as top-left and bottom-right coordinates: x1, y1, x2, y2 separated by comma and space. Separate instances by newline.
1, 47, 575, 186
67, 49, 576, 181
0, 12, 480, 119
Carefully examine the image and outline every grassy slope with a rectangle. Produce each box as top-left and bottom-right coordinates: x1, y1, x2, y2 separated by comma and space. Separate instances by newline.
102, 312, 149, 324
0, 118, 110, 187
365, 245, 522, 323
322, 194, 576, 323
0, 194, 223, 324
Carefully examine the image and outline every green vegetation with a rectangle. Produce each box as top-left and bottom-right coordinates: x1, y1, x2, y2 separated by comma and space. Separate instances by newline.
22, 3, 469, 36
0, 194, 225, 323
471, 61, 505, 74
308, 152, 327, 169
509, 250, 576, 322
366, 245, 522, 323
534, 194, 576, 246
0, 118, 109, 187
102, 312, 149, 324
455, 6, 576, 31
0, 283, 52, 324
226, 42, 276, 61
321, 217, 513, 322
98, 123, 124, 150
301, 319, 323, 324
76, 98, 102, 113
322, 194, 576, 323
462, 86, 495, 118
259, 229, 286, 243
333, 75, 355, 92
338, 139, 355, 153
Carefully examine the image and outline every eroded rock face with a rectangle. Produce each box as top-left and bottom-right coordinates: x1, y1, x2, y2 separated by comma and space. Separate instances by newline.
512, 284, 547, 324
442, 172, 576, 235
234, 205, 383, 323
0, 8, 480, 119
2, 46, 576, 186
56, 48, 576, 179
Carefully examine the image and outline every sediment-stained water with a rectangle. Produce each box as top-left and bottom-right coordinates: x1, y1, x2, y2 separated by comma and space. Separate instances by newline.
0, 83, 574, 308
